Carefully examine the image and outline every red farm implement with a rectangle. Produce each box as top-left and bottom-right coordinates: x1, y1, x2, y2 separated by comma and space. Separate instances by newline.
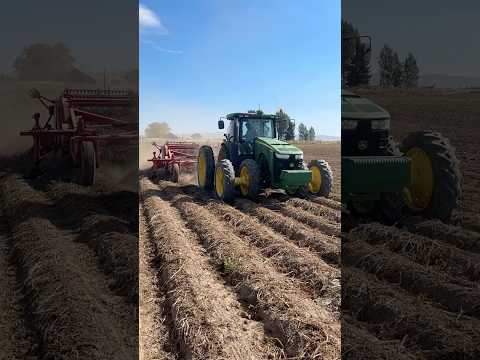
20, 88, 138, 185
147, 141, 198, 183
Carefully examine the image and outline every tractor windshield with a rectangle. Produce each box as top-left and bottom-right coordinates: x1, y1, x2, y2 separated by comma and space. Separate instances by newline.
240, 119, 276, 143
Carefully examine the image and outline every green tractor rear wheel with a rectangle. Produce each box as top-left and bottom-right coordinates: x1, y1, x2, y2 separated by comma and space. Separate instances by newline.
308, 160, 333, 198
215, 159, 235, 202
197, 146, 215, 190
401, 131, 461, 222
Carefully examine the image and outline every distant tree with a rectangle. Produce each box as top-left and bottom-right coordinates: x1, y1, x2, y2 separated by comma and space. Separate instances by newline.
298, 123, 309, 141
255, 109, 264, 116
391, 52, 403, 87
346, 42, 371, 87
191, 132, 203, 139
378, 44, 395, 87
13, 43, 75, 81
403, 53, 419, 87
341, 20, 360, 81
276, 108, 291, 140
144, 122, 175, 138
308, 126, 316, 141
285, 119, 295, 141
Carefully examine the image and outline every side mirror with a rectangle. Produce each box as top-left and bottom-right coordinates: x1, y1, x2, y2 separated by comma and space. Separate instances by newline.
218, 120, 224, 129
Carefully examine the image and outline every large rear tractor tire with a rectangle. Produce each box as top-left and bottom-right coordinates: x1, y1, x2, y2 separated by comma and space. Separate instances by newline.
77, 141, 96, 186
218, 144, 230, 162
401, 131, 461, 222
197, 145, 215, 191
238, 159, 261, 201
308, 159, 333, 198
215, 159, 236, 202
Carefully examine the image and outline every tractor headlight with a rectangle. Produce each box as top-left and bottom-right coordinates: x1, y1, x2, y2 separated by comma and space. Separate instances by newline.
294, 154, 303, 160
342, 119, 358, 130
371, 119, 390, 130
275, 153, 290, 160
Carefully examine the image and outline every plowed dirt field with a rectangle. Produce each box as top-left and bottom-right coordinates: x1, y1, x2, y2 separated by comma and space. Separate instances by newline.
139, 141, 341, 359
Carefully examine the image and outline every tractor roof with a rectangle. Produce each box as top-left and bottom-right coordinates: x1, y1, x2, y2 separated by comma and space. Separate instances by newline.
342, 91, 390, 120
226, 112, 277, 120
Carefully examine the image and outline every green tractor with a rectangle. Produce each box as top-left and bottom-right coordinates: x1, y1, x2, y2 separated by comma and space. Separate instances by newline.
342, 36, 461, 223
197, 111, 333, 202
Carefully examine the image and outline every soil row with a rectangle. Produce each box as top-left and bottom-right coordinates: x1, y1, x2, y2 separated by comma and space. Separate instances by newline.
235, 198, 340, 264
350, 223, 480, 283
343, 233, 480, 318
141, 180, 278, 359
1, 175, 137, 359
343, 266, 480, 359
146, 179, 340, 359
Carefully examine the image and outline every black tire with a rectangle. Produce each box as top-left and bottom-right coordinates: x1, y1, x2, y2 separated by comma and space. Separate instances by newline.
218, 143, 230, 161
197, 145, 215, 190
171, 163, 180, 183
309, 159, 333, 198
77, 141, 96, 186
239, 159, 261, 201
401, 131, 461, 222
215, 159, 236, 202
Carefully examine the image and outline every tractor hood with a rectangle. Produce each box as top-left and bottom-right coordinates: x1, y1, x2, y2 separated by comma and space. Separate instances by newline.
342, 90, 390, 120
255, 137, 303, 155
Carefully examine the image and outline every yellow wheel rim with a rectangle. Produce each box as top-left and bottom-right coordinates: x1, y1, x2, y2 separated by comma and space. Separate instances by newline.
239, 166, 250, 196
406, 147, 434, 210
198, 154, 206, 187
215, 166, 224, 197
308, 165, 322, 193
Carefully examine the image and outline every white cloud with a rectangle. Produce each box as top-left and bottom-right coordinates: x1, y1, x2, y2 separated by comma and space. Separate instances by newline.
141, 39, 183, 54
139, 4, 167, 34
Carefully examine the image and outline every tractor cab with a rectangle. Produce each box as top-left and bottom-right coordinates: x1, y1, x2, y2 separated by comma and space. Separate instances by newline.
218, 112, 278, 168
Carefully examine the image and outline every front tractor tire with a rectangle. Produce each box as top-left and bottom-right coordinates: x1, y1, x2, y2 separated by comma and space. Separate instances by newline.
77, 141, 96, 186
308, 160, 333, 198
238, 159, 261, 201
401, 131, 461, 222
197, 145, 215, 191
215, 159, 236, 202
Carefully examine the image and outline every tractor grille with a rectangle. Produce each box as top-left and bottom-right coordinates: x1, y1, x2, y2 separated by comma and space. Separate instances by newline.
274, 155, 303, 180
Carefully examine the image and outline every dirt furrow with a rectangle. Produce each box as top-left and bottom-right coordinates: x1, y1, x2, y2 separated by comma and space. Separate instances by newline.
343, 235, 480, 318
235, 198, 340, 264
139, 204, 176, 360
147, 180, 340, 359
78, 215, 138, 303
342, 317, 417, 360
287, 197, 341, 222
1, 175, 137, 359
306, 195, 342, 211
0, 212, 38, 359
30, 181, 139, 303
343, 267, 480, 359
405, 218, 480, 253
463, 212, 480, 233
351, 223, 480, 282
141, 183, 276, 360
203, 200, 340, 305
264, 199, 340, 236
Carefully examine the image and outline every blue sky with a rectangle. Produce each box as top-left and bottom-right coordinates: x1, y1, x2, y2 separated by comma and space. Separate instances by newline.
140, 0, 340, 137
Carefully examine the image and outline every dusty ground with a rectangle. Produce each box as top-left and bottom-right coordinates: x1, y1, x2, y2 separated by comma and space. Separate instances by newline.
0, 171, 138, 359
0, 79, 139, 359
139, 141, 341, 359
343, 88, 480, 359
